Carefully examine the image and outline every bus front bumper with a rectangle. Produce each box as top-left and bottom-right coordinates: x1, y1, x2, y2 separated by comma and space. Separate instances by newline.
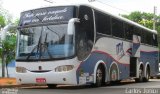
16, 70, 78, 85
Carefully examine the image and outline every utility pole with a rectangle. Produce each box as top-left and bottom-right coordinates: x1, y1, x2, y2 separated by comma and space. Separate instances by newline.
153, 6, 157, 30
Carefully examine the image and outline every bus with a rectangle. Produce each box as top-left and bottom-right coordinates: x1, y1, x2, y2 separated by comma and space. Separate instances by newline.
16, 3, 159, 88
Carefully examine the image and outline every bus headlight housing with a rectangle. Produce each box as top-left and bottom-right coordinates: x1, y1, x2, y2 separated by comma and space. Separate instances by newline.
16, 66, 27, 73
55, 65, 74, 72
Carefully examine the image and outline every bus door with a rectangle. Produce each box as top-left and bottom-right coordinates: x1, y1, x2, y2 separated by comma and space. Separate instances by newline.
130, 35, 141, 77
76, 6, 95, 61
132, 34, 141, 57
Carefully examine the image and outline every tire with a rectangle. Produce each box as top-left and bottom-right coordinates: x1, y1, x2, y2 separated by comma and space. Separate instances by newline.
143, 68, 150, 82
135, 67, 143, 82
150, 76, 154, 79
157, 76, 160, 79
47, 84, 57, 89
95, 65, 105, 87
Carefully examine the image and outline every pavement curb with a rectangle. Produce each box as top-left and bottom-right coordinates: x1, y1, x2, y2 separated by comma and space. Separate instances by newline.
0, 84, 47, 88
0, 85, 33, 88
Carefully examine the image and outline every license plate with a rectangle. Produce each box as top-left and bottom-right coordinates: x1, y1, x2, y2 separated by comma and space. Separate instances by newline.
36, 78, 46, 83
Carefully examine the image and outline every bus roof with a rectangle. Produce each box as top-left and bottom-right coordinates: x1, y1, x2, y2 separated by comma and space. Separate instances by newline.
85, 2, 157, 34
20, 1, 157, 34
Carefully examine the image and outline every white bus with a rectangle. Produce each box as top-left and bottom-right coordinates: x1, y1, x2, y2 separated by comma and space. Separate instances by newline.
16, 3, 159, 88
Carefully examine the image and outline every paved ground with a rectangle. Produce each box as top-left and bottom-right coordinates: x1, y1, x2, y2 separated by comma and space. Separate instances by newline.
0, 79, 160, 94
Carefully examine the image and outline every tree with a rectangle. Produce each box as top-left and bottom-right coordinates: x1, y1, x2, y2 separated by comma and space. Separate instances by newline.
0, 4, 17, 77
0, 24, 17, 77
0, 15, 5, 27
121, 11, 160, 30
0, 5, 13, 25
1, 34, 16, 77
122, 11, 142, 22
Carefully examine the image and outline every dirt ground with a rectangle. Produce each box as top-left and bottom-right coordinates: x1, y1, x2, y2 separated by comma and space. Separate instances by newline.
0, 78, 17, 86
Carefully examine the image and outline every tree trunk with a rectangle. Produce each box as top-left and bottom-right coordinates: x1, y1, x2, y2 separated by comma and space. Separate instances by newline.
2, 52, 5, 77
6, 61, 9, 77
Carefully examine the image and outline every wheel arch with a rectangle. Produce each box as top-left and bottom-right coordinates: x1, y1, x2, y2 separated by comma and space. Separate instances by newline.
144, 62, 150, 77
137, 62, 144, 77
93, 60, 108, 83
109, 62, 120, 81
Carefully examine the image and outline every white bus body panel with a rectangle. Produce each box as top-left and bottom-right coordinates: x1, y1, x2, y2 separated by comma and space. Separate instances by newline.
16, 58, 79, 85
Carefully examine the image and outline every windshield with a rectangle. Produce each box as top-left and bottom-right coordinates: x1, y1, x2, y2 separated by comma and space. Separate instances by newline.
16, 24, 75, 61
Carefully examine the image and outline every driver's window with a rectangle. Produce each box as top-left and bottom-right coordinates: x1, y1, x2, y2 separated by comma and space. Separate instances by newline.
76, 6, 94, 61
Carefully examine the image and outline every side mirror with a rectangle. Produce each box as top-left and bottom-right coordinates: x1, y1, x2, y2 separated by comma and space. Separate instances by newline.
67, 18, 80, 35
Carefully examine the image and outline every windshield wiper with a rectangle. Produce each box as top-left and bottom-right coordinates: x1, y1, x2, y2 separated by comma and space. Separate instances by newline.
41, 32, 53, 59
25, 9, 62, 61
26, 27, 54, 60
26, 27, 43, 61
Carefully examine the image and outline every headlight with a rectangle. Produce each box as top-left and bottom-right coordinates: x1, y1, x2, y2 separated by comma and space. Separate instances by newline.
16, 66, 27, 73
55, 65, 74, 72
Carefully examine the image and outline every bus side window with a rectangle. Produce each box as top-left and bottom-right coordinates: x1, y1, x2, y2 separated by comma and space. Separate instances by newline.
145, 32, 152, 45
95, 10, 111, 35
112, 18, 124, 38
153, 34, 158, 46
76, 6, 94, 61
124, 23, 133, 40
133, 27, 141, 37
141, 30, 145, 43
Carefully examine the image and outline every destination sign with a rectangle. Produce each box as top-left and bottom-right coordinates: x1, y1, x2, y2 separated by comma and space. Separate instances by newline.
19, 6, 76, 26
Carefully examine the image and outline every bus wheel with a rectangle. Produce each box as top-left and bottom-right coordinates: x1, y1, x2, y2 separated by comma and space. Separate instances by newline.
110, 64, 118, 82
47, 84, 57, 89
150, 76, 154, 79
95, 65, 104, 87
157, 76, 160, 79
143, 67, 150, 82
135, 67, 143, 82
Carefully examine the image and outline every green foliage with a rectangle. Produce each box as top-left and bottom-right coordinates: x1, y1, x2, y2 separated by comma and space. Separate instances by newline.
0, 8, 13, 25
127, 11, 142, 22
138, 19, 153, 29
121, 11, 160, 31
0, 2, 18, 77
0, 34, 16, 64
0, 15, 5, 27
0, 47, 2, 57
0, 4, 18, 64
13, 19, 20, 26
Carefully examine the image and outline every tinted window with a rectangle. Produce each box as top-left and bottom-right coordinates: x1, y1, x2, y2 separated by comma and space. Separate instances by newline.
112, 18, 124, 38
124, 23, 133, 40
142, 30, 158, 46
143, 31, 152, 45
95, 10, 111, 35
141, 29, 146, 43
77, 6, 94, 61
153, 34, 158, 46
133, 27, 141, 36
